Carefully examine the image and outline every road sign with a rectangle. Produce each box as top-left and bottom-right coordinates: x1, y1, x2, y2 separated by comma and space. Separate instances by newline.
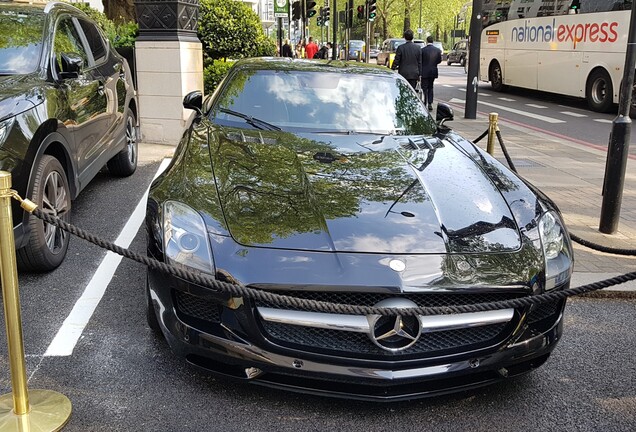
274, 0, 289, 18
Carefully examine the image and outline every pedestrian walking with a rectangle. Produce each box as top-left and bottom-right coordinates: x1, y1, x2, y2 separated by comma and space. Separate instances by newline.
305, 37, 319, 60
420, 35, 442, 111
391, 29, 421, 90
314, 42, 331, 59
281, 39, 293, 58
295, 40, 305, 59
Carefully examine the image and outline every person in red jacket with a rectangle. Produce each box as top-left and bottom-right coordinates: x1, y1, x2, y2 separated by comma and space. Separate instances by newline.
305, 37, 319, 59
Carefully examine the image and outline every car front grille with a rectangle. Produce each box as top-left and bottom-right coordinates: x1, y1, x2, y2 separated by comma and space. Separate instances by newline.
254, 290, 525, 310
261, 320, 508, 358
254, 290, 524, 359
175, 291, 221, 323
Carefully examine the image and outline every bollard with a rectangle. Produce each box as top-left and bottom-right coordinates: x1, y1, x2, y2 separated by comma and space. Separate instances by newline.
0, 171, 72, 431
487, 112, 499, 155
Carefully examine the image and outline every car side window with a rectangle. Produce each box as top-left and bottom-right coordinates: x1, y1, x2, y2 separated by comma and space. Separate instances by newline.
77, 19, 107, 64
53, 16, 89, 73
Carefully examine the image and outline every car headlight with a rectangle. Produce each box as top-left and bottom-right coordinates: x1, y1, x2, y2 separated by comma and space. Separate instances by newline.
0, 117, 15, 146
163, 200, 215, 274
538, 210, 572, 290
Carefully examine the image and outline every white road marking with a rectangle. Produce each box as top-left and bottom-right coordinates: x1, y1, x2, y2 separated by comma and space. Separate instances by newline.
526, 104, 547, 109
45, 158, 172, 357
459, 88, 466, 92
498, 97, 516, 102
480, 93, 492, 97
594, 119, 613, 123
448, 98, 566, 123
560, 111, 588, 118
443, 84, 453, 87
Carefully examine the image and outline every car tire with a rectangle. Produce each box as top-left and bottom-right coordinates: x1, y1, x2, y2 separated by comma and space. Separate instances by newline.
460, 56, 466, 68
17, 155, 71, 272
107, 110, 138, 177
586, 69, 614, 113
489, 61, 507, 92
447, 59, 452, 66
146, 275, 161, 333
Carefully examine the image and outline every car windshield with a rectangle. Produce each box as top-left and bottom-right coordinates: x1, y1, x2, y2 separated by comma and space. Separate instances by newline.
0, 8, 44, 74
211, 69, 437, 135
350, 41, 364, 49
391, 40, 405, 50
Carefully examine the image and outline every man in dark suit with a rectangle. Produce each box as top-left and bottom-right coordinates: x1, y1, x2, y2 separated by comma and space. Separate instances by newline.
391, 29, 421, 89
421, 35, 442, 111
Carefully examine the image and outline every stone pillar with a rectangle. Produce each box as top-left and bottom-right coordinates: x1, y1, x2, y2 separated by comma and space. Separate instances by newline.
134, 0, 203, 145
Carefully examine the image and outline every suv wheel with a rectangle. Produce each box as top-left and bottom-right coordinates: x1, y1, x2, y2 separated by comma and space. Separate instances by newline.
17, 155, 71, 272
107, 110, 138, 177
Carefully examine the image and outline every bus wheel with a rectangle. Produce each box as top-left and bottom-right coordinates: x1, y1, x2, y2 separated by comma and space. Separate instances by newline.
586, 69, 614, 112
489, 61, 506, 92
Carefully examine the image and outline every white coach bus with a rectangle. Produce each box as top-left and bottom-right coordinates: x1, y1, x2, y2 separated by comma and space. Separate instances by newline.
479, 0, 635, 113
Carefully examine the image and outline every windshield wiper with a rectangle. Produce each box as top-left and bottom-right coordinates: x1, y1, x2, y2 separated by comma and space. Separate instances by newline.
218, 108, 281, 131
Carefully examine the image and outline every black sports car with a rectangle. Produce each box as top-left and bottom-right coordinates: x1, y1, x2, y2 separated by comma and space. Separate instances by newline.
0, 1, 138, 271
145, 58, 573, 401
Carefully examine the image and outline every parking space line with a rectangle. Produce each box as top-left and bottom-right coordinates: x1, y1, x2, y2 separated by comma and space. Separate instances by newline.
44, 158, 172, 357
594, 119, 613, 123
526, 104, 547, 108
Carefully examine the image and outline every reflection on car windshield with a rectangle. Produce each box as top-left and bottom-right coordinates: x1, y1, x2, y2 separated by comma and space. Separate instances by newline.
212, 69, 436, 135
0, 9, 44, 74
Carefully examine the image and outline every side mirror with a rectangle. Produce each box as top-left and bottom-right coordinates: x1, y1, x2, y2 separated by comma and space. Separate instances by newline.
436, 103, 454, 127
183, 90, 203, 114
59, 52, 83, 79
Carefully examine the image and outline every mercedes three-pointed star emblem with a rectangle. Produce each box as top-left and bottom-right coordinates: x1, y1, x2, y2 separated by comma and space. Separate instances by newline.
367, 298, 422, 352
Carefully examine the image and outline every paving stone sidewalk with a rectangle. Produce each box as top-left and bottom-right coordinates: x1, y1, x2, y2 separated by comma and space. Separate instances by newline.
448, 108, 636, 294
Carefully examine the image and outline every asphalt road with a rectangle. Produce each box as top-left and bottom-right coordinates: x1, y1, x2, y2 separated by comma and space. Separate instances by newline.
435, 64, 636, 152
0, 71, 635, 430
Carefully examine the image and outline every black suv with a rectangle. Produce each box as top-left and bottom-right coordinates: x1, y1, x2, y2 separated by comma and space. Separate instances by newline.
0, 1, 138, 271
447, 39, 468, 67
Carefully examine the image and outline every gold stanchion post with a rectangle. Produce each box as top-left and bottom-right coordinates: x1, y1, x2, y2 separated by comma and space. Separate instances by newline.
0, 171, 72, 431
487, 112, 499, 155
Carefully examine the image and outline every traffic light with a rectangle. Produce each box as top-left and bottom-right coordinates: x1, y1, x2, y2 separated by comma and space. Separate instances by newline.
323, 6, 330, 22
347, 0, 353, 28
569, 0, 580, 13
306, 1, 317, 18
367, 0, 377, 21
291, 1, 300, 20
357, 4, 365, 20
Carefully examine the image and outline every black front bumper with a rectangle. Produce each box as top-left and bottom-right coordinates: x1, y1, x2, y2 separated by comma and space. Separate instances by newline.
147, 269, 565, 401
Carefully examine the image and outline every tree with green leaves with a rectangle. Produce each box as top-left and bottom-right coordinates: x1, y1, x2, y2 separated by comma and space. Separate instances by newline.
198, 0, 276, 61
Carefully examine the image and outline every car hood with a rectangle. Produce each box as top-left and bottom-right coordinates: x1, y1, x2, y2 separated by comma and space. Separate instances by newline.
0, 75, 41, 120
210, 128, 521, 254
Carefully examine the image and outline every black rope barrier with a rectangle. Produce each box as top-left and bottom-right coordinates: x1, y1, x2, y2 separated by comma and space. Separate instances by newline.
495, 129, 517, 173
473, 129, 488, 144
29, 208, 636, 317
